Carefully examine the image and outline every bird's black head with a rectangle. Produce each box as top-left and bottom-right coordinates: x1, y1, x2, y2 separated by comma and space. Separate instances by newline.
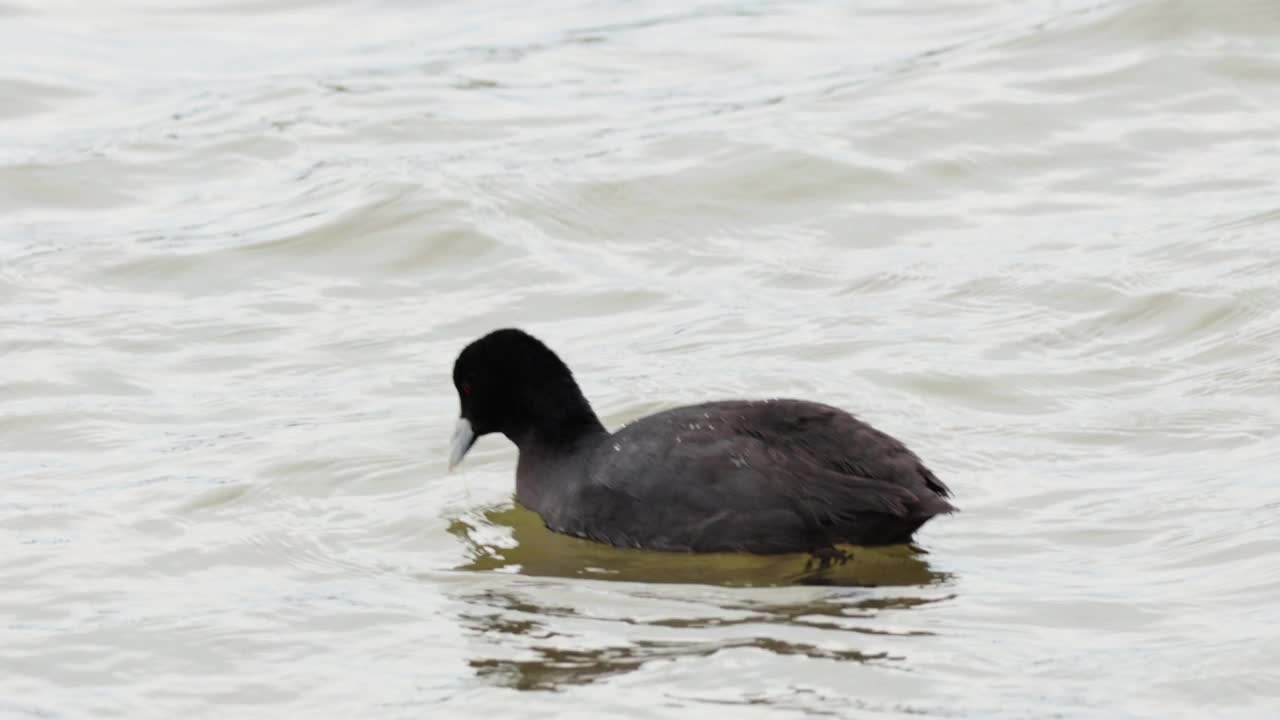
447, 328, 603, 469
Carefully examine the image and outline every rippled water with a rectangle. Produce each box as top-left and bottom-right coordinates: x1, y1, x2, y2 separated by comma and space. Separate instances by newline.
4, 0, 1280, 717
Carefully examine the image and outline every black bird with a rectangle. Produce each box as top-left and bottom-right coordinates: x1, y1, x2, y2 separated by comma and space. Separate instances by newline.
448, 328, 954, 565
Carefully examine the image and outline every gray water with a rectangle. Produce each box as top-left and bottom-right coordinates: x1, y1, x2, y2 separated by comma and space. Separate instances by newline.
3, 1, 1280, 717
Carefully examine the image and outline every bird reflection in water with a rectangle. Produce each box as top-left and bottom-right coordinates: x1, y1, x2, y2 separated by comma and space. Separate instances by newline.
448, 505, 955, 692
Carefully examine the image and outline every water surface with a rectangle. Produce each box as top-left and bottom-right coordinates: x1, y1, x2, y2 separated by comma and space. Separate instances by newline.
3, 1, 1280, 717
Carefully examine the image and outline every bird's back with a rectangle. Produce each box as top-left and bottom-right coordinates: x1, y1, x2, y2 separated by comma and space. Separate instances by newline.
547, 399, 954, 553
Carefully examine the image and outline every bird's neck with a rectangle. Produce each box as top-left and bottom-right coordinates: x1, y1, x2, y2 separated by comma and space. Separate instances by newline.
504, 382, 607, 453
508, 391, 606, 516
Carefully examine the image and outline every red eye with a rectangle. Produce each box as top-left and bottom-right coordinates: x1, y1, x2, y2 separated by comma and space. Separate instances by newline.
461, 382, 472, 397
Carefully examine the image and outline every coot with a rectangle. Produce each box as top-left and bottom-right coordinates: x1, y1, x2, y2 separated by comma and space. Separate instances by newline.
448, 328, 954, 564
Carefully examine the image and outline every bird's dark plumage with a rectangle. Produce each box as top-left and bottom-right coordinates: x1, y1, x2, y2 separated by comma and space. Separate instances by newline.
448, 328, 954, 557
